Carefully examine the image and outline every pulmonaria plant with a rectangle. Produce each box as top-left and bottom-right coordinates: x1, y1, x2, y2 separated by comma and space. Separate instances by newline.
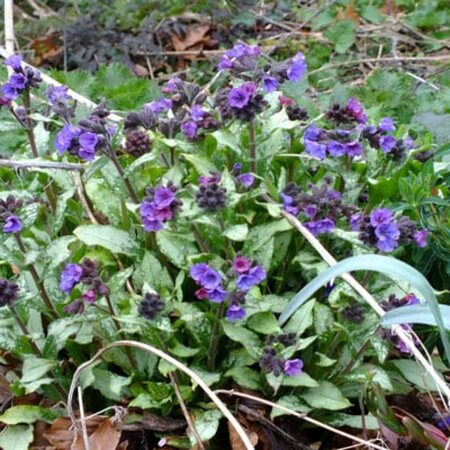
60, 259, 109, 314
0, 195, 24, 234
190, 254, 266, 321
0, 55, 42, 102
281, 180, 355, 236
138, 293, 165, 320
350, 208, 428, 252
0, 279, 19, 307
195, 172, 227, 212
139, 183, 182, 232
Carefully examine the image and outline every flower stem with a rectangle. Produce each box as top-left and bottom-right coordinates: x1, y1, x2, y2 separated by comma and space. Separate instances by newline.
14, 234, 58, 318
104, 293, 138, 371
207, 302, 226, 372
248, 119, 257, 173
109, 151, 139, 204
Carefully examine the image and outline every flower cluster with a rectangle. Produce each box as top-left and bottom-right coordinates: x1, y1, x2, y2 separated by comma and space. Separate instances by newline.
55, 103, 114, 161
0, 279, 19, 307
350, 208, 429, 252
195, 172, 227, 212
189, 255, 266, 321
0, 195, 23, 234
217, 43, 261, 73
342, 303, 366, 324
363, 118, 414, 161
326, 98, 367, 125
380, 293, 420, 353
138, 293, 165, 320
180, 104, 218, 140
0, 55, 42, 102
45, 85, 75, 121
259, 332, 303, 377
140, 183, 182, 232
60, 259, 109, 314
215, 82, 267, 122
124, 129, 152, 158
281, 181, 355, 236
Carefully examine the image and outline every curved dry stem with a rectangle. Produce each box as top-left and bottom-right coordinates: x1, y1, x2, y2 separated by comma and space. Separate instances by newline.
215, 389, 389, 450
67, 340, 254, 450
262, 194, 450, 405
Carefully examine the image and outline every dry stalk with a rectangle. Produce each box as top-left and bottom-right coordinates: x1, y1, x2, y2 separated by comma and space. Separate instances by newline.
67, 340, 255, 450
214, 389, 388, 450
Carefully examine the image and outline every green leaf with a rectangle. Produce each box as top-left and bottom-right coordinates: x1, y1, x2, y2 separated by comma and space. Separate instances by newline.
181, 154, 218, 175
191, 409, 221, 443
247, 312, 281, 335
361, 5, 385, 24
91, 368, 132, 401
283, 299, 315, 335
0, 425, 34, 450
267, 371, 319, 389
225, 367, 261, 390
271, 395, 312, 419
302, 381, 352, 410
129, 382, 173, 409
222, 321, 261, 358
279, 255, 450, 362
133, 250, 173, 291
391, 360, 441, 392
170, 342, 200, 358
20, 357, 56, 384
45, 236, 76, 270
324, 20, 356, 53
381, 304, 450, 329
223, 224, 249, 241
74, 225, 138, 256
156, 231, 198, 268
328, 413, 379, 430
0, 405, 59, 425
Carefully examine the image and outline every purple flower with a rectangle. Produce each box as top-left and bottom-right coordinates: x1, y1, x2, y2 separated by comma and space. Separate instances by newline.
55, 124, 81, 154
45, 85, 70, 105
148, 98, 172, 115
78, 147, 95, 162
83, 290, 96, 303
304, 204, 317, 218
345, 142, 363, 157
227, 43, 260, 59
436, 416, 450, 432
375, 222, 400, 252
198, 172, 221, 185
379, 135, 397, 153
236, 265, 266, 291
190, 263, 222, 289
379, 117, 395, 132
350, 213, 363, 231
304, 124, 324, 141
217, 56, 233, 70
304, 140, 327, 159
205, 286, 228, 303
404, 293, 420, 306
181, 120, 198, 139
1, 83, 19, 100
262, 76, 279, 92
163, 77, 182, 92
345, 98, 367, 124
283, 358, 303, 376
190, 105, 206, 122
9, 73, 27, 89
153, 187, 176, 208
226, 305, 246, 321
4, 54, 22, 71
287, 52, 307, 82
238, 173, 255, 188
370, 208, 393, 227
305, 218, 335, 236
403, 137, 414, 150
142, 216, 163, 232
327, 141, 346, 157
3, 215, 21, 233
232, 255, 252, 274
228, 86, 251, 109
414, 229, 429, 248
60, 263, 83, 294
281, 193, 300, 215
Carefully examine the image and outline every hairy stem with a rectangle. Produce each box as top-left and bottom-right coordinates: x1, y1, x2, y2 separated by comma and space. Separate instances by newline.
207, 302, 226, 371
14, 234, 58, 317
248, 120, 257, 173
109, 150, 139, 204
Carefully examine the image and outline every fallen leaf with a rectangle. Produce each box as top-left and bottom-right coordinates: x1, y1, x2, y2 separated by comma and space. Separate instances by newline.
71, 418, 121, 450
228, 421, 258, 450
171, 24, 211, 51
337, 1, 360, 24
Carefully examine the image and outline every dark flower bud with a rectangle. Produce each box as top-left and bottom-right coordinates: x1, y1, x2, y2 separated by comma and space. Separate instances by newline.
342, 304, 365, 323
138, 293, 165, 320
90, 101, 110, 119
277, 332, 297, 347
259, 347, 285, 376
158, 118, 180, 138
286, 105, 308, 121
64, 299, 85, 315
413, 150, 433, 163
124, 130, 152, 158
195, 183, 227, 212
0, 279, 19, 307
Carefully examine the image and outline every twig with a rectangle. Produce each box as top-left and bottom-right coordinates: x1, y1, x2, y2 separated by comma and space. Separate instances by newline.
308, 55, 450, 76
405, 71, 440, 91
77, 386, 90, 450
215, 390, 387, 450
4, 0, 15, 57
0, 159, 84, 171
67, 340, 255, 450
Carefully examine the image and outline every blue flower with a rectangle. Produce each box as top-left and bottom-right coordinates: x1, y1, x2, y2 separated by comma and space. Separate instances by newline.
3, 215, 22, 233
327, 141, 346, 157
226, 305, 246, 321
1, 83, 19, 100
45, 85, 70, 105
413, 229, 428, 248
304, 140, 327, 159
228, 86, 251, 109
370, 208, 393, 227
148, 98, 172, 115
55, 124, 81, 154
345, 142, 363, 157
262, 76, 279, 92
9, 73, 27, 89
379, 135, 397, 153
205, 286, 228, 303
379, 117, 395, 132
4, 55, 22, 71
287, 52, 307, 82
181, 120, 198, 139
238, 173, 255, 188
153, 187, 176, 208
60, 263, 83, 294
283, 359, 303, 376
236, 265, 266, 291
305, 218, 335, 236
375, 222, 400, 252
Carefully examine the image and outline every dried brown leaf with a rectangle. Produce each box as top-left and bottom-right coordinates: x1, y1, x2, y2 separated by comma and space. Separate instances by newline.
228, 421, 258, 450
171, 24, 211, 51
